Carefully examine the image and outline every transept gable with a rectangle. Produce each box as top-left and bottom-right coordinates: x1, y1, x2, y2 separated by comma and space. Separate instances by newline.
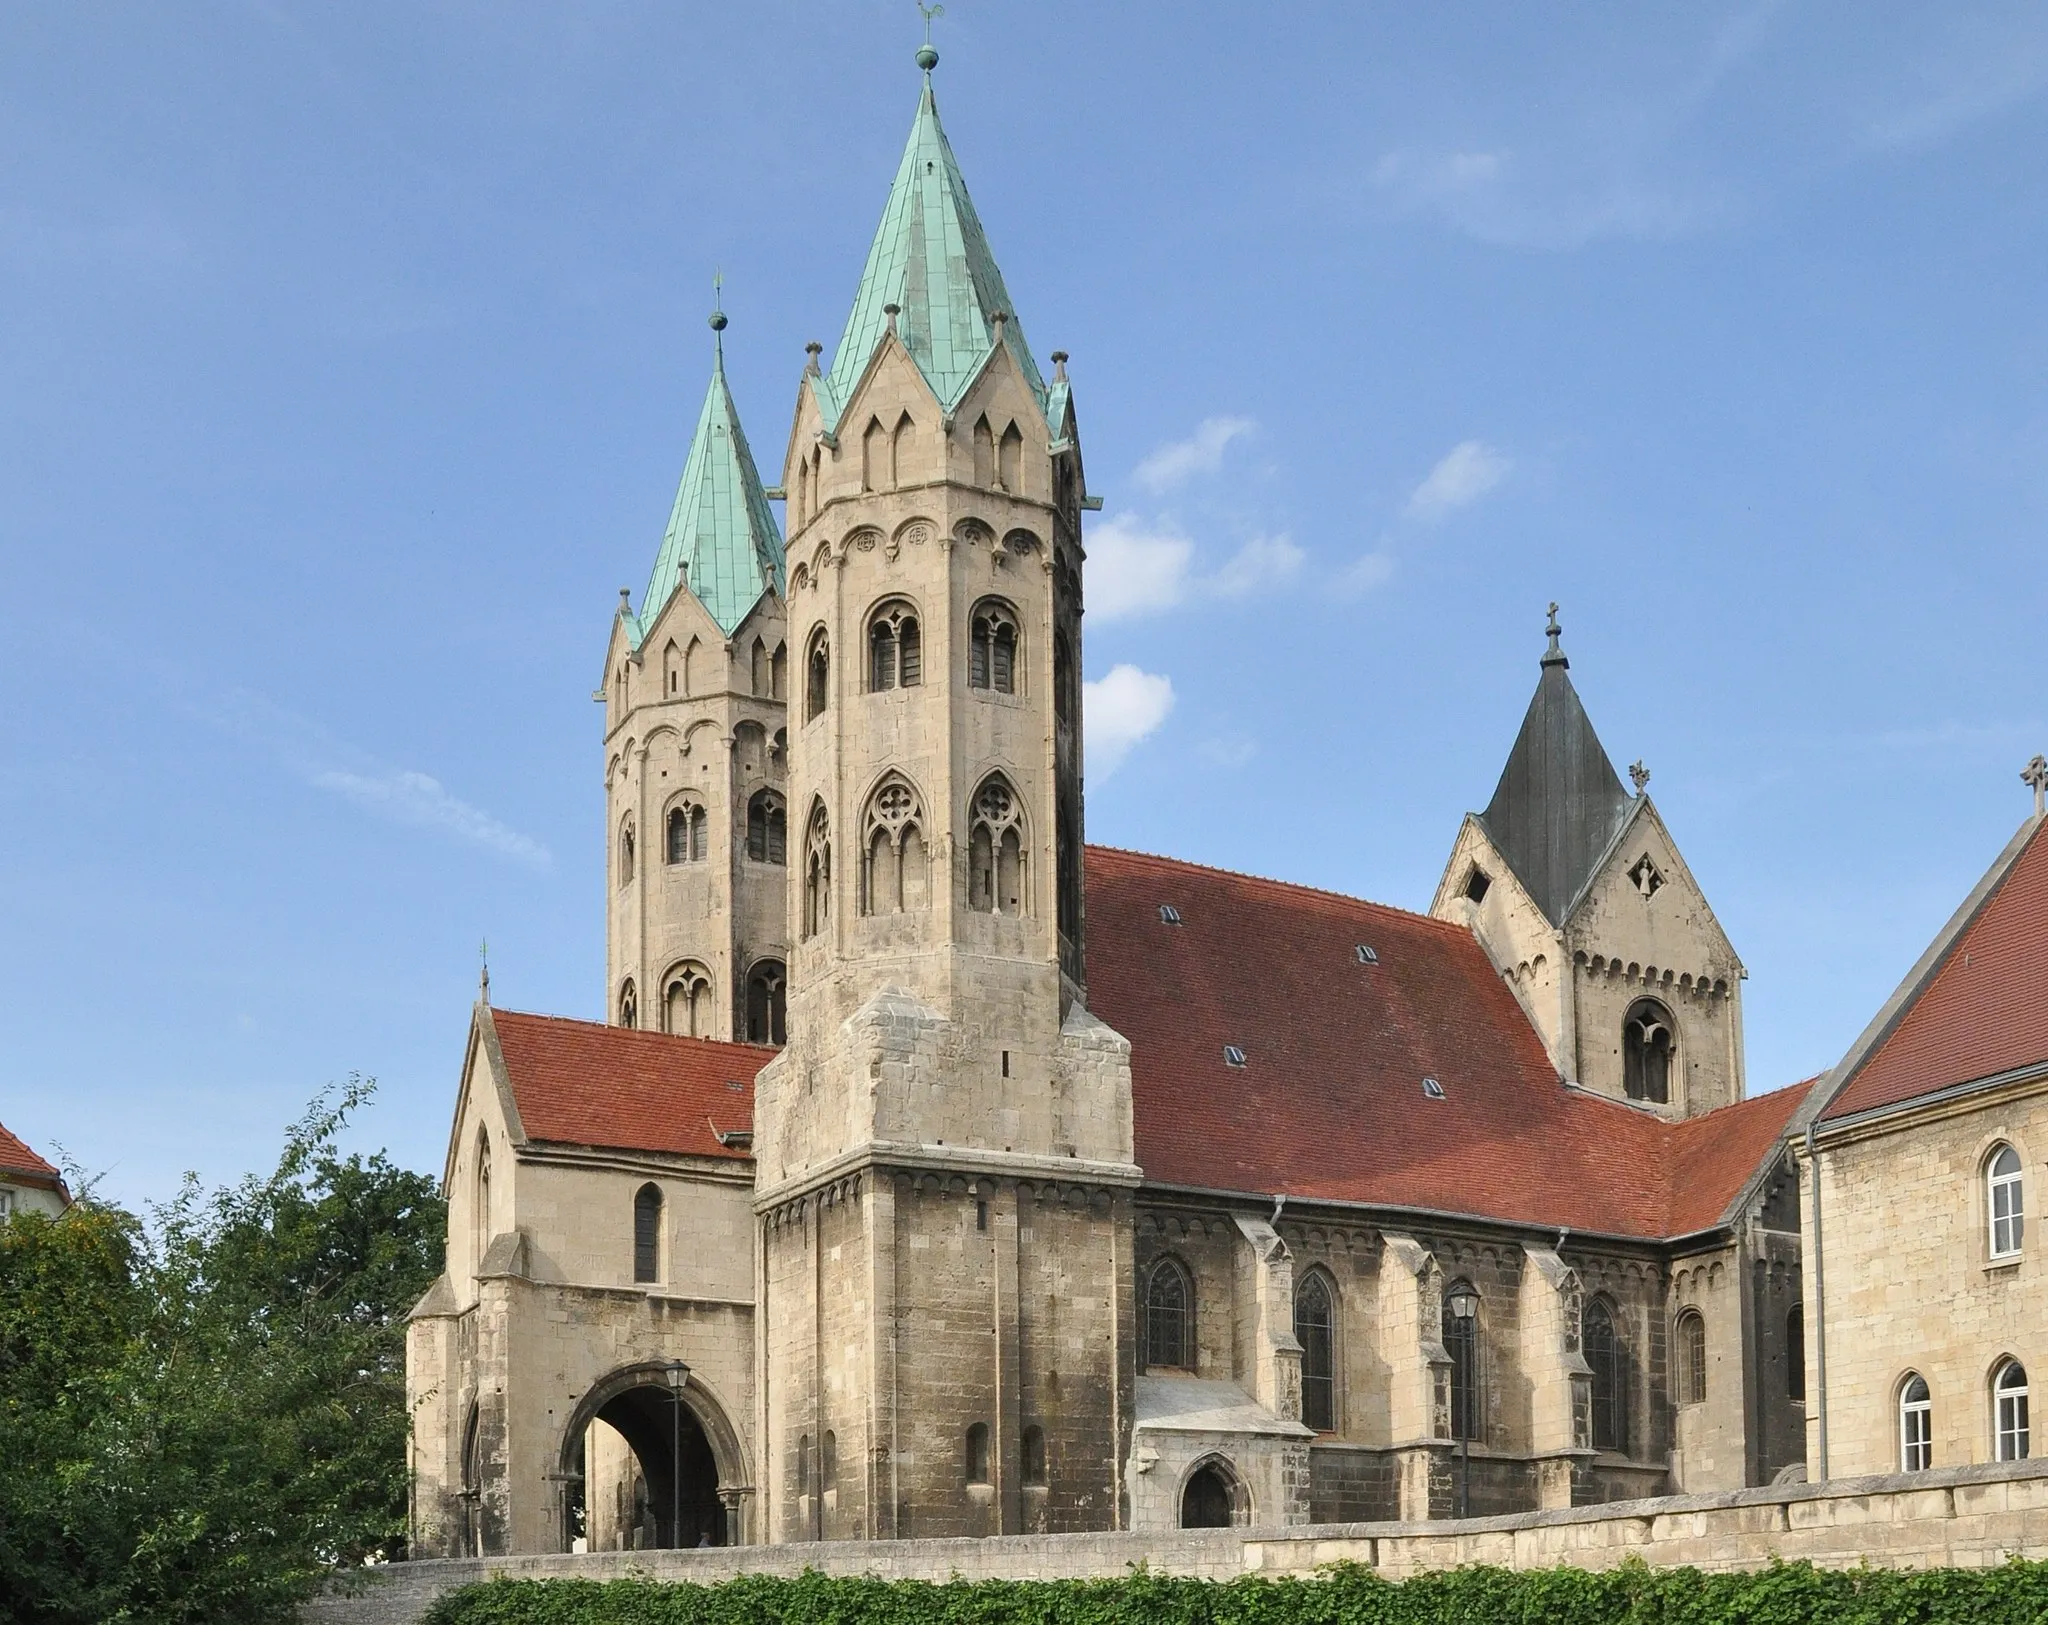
1567, 796, 1742, 979
441, 1002, 530, 1190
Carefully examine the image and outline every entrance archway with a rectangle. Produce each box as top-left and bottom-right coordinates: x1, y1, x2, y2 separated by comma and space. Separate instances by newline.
1179, 1455, 1248, 1528
557, 1363, 748, 1552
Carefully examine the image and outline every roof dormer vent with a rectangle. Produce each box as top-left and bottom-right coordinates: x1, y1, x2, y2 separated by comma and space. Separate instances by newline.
1223, 1045, 1247, 1069
1422, 1077, 1446, 1100
1159, 904, 1183, 926
1355, 944, 1378, 965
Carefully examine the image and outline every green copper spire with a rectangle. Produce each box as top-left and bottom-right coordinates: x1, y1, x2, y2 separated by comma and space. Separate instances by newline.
819, 56, 1049, 426
635, 303, 785, 644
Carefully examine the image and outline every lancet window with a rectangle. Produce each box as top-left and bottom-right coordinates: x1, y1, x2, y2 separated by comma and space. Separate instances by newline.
868, 601, 922, 692
1294, 1270, 1336, 1432
747, 790, 787, 865
805, 629, 829, 721
970, 599, 1019, 693
861, 775, 928, 915
802, 802, 831, 940
662, 962, 714, 1038
746, 960, 787, 1046
1624, 999, 1675, 1104
667, 802, 708, 864
1584, 1297, 1626, 1452
1143, 1257, 1194, 1371
968, 774, 1027, 916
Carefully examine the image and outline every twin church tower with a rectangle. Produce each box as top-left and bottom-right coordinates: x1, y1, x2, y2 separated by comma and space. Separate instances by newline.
599, 52, 1137, 1536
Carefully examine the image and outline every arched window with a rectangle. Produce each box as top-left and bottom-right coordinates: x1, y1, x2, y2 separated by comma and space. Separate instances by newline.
821, 1430, 838, 1495
969, 599, 1019, 694
890, 413, 913, 486
1995, 1360, 2031, 1461
1623, 999, 1675, 1104
771, 641, 787, 701
964, 1422, 990, 1485
802, 802, 831, 939
795, 457, 811, 528
998, 420, 1022, 493
796, 1434, 811, 1498
867, 601, 921, 692
1294, 1270, 1336, 1432
1144, 1258, 1194, 1371
805, 629, 829, 721
1900, 1373, 1933, 1471
747, 790, 787, 865
746, 960, 787, 1046
1675, 1309, 1708, 1406
1584, 1297, 1626, 1452
972, 415, 995, 487
667, 802, 707, 865
968, 774, 1027, 916
1021, 1424, 1047, 1486
1988, 1144, 2024, 1259
663, 963, 713, 1038
1787, 1305, 1805, 1403
751, 637, 769, 697
1054, 630, 1077, 728
663, 639, 682, 696
861, 775, 927, 915
633, 1182, 662, 1283
618, 818, 636, 886
1180, 1461, 1237, 1528
473, 1129, 492, 1268
618, 978, 638, 1030
1443, 1279, 1481, 1442
861, 415, 887, 492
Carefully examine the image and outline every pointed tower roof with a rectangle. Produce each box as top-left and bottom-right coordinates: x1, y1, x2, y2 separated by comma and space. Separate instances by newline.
1476, 607, 1636, 925
818, 50, 1049, 427
635, 307, 785, 643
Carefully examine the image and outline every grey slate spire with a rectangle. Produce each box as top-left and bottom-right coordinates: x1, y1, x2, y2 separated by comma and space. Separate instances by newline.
1477, 606, 1636, 925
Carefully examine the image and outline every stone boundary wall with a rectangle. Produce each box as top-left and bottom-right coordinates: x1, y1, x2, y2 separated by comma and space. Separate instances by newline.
309, 1458, 2048, 1625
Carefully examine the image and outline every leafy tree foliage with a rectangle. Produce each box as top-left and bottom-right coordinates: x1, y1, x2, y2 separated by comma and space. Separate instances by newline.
0, 1080, 444, 1625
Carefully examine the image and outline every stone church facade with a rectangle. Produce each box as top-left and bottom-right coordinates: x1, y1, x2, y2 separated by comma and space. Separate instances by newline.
406, 49, 1816, 1558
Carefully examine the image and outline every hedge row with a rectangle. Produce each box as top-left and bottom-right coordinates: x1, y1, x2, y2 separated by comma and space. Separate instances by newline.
418, 1559, 2048, 1625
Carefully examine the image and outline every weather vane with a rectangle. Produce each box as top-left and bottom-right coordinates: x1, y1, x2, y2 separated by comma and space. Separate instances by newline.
918, 1, 944, 43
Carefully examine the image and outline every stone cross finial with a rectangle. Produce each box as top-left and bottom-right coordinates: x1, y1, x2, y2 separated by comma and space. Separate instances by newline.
618, 587, 632, 615
2024, 754, 2048, 817
1629, 761, 1651, 794
1541, 602, 1568, 667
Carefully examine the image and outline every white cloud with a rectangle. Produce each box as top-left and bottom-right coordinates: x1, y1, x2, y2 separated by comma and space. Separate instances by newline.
1342, 551, 1398, 594
1209, 534, 1304, 599
1405, 440, 1512, 522
1084, 665, 1175, 779
1085, 514, 1195, 622
203, 689, 550, 867
1133, 416, 1256, 493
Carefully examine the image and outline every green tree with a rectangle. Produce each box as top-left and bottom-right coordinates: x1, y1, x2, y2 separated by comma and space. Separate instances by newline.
0, 1079, 445, 1625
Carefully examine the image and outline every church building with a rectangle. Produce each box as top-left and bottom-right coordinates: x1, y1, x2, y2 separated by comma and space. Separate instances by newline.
406, 47, 1815, 1557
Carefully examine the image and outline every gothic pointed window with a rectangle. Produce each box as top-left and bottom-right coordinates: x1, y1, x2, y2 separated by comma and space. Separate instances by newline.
618, 979, 638, 1030
1143, 1257, 1193, 1371
751, 637, 769, 697
802, 802, 831, 940
747, 790, 787, 865
973, 415, 995, 487
633, 1183, 662, 1283
805, 629, 829, 721
868, 601, 921, 692
771, 641, 787, 702
1584, 1297, 1626, 1453
746, 960, 787, 1046
998, 420, 1022, 493
970, 599, 1019, 694
1443, 1279, 1481, 1442
861, 774, 926, 915
1676, 1309, 1708, 1406
1294, 1269, 1336, 1432
619, 819, 636, 886
968, 774, 1028, 916
662, 962, 713, 1038
473, 1129, 492, 1269
1623, 999, 1675, 1104
862, 416, 887, 492
890, 412, 913, 488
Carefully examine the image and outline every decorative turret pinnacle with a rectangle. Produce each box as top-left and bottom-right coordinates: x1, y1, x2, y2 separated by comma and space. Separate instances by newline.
1542, 602, 1568, 668
633, 304, 785, 642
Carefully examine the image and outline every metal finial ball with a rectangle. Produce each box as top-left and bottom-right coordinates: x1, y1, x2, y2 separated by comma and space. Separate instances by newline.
915, 43, 938, 71
709, 310, 728, 332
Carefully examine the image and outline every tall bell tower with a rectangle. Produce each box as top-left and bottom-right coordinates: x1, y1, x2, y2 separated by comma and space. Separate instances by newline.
750, 45, 1138, 1542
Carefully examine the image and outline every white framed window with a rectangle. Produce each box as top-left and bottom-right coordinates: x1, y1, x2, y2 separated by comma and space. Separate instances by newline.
1988, 1144, 2025, 1259
0, 1189, 14, 1218
1995, 1360, 2031, 1462
1900, 1373, 1932, 1471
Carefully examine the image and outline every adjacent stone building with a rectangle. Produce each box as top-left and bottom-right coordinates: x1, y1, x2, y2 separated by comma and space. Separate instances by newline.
405, 46, 1818, 1557
0, 1121, 70, 1220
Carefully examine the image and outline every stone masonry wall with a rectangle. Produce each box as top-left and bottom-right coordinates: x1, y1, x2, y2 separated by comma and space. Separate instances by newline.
311, 1458, 2048, 1625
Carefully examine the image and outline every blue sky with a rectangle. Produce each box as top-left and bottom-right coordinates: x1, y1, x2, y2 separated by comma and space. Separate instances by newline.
4, 4, 2045, 1203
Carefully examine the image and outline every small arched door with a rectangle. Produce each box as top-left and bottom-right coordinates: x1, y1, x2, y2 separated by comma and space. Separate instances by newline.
1180, 1459, 1241, 1528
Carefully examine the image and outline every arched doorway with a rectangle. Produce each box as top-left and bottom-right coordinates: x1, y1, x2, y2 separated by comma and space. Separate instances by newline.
1180, 1456, 1246, 1528
557, 1364, 747, 1552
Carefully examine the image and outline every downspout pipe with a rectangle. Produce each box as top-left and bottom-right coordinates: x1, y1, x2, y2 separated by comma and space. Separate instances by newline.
1805, 1123, 1828, 1481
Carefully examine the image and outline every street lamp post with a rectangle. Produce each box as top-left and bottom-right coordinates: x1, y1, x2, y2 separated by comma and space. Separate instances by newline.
1445, 1283, 1479, 1519
662, 1361, 691, 1548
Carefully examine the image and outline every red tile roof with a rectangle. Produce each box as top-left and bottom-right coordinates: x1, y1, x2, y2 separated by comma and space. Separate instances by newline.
488, 1009, 770, 1162
0, 1120, 65, 1191
1084, 846, 1811, 1240
1822, 817, 2048, 1123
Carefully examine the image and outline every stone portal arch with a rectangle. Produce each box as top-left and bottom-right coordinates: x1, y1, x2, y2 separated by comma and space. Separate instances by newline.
555, 1362, 751, 1552
1177, 1451, 1251, 1528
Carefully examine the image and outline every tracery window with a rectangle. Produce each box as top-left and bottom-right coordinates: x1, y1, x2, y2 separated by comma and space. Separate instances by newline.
1676, 1309, 1708, 1406
663, 962, 713, 1038
968, 774, 1027, 916
1996, 1360, 2031, 1461
1143, 1258, 1193, 1371
1294, 1270, 1336, 1432
860, 775, 928, 915
1584, 1297, 1626, 1452
1900, 1373, 1933, 1470
746, 960, 787, 1046
805, 628, 829, 721
1623, 999, 1675, 1104
970, 599, 1019, 694
667, 802, 707, 864
618, 978, 638, 1030
868, 601, 922, 691
747, 790, 787, 865
633, 1182, 662, 1283
1988, 1144, 2025, 1259
802, 802, 831, 940
1443, 1279, 1482, 1442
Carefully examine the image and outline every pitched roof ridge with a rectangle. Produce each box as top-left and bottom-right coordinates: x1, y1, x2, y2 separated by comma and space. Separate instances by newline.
490, 1006, 778, 1058
0, 1121, 61, 1182
1085, 844, 1474, 939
